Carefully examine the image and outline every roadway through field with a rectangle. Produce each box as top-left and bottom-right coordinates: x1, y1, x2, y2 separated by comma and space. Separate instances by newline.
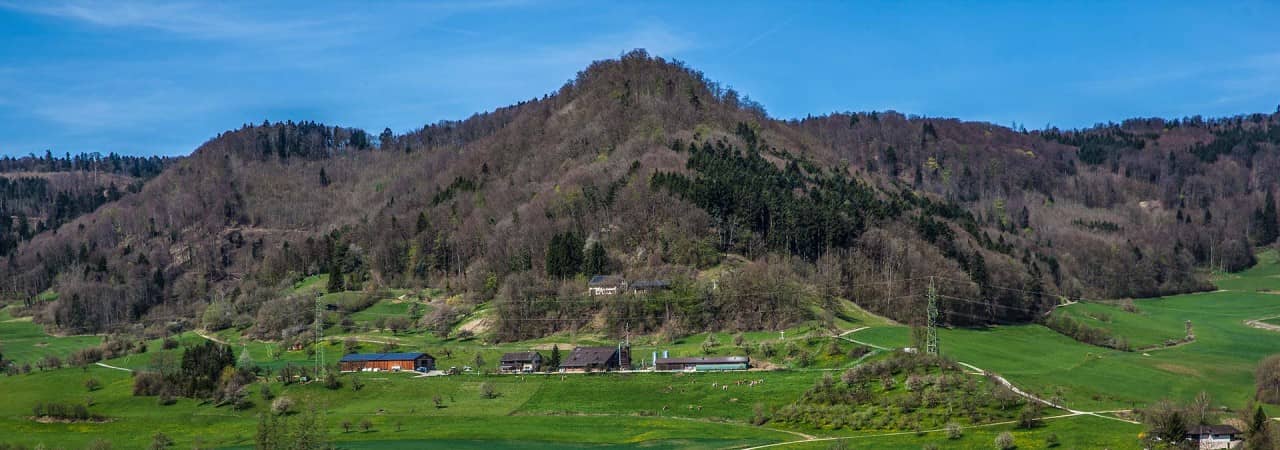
1245, 316, 1280, 332
95, 361, 133, 372
747, 327, 1143, 450
838, 327, 1138, 424
739, 412, 1090, 450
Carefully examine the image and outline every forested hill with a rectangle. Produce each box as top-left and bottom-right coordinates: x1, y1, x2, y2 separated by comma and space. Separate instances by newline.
1, 50, 1277, 340
0, 152, 176, 259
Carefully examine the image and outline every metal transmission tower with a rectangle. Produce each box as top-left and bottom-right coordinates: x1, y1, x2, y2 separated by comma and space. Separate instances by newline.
925, 277, 939, 355
314, 293, 326, 379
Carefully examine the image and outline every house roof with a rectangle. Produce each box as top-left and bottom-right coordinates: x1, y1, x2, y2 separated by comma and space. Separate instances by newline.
630, 280, 671, 290
589, 275, 624, 286
1187, 425, 1241, 435
339, 352, 430, 362
561, 346, 618, 367
500, 351, 542, 362
657, 356, 749, 365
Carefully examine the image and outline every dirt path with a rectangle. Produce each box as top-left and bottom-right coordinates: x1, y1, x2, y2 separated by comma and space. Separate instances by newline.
1245, 316, 1280, 332
738, 412, 1087, 450
341, 335, 407, 345
957, 360, 1136, 424
193, 329, 229, 345
831, 327, 890, 351
95, 362, 132, 372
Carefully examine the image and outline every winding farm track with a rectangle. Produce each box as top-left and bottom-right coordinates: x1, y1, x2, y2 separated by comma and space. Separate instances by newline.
832, 327, 889, 351
94, 362, 132, 372
747, 327, 1143, 449
739, 412, 1086, 450
1245, 316, 1280, 332
194, 329, 229, 345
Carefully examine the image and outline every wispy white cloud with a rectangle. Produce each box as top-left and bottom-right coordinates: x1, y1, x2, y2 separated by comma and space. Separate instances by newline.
0, 0, 341, 43
1077, 51, 1280, 95
726, 16, 793, 57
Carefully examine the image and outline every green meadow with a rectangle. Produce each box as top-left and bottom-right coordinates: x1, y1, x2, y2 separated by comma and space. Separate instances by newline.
4, 253, 1280, 448
0, 307, 102, 365
852, 250, 1280, 413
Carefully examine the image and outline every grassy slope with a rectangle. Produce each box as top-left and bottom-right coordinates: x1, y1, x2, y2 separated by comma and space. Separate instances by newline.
0, 307, 102, 365
854, 250, 1280, 412
778, 415, 1139, 450
1053, 302, 1185, 349
0, 367, 799, 449
17, 253, 1280, 448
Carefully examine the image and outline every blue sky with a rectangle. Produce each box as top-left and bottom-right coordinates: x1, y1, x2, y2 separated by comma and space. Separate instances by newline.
0, 1, 1277, 157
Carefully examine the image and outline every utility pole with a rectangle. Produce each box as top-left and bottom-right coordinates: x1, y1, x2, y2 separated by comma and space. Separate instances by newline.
926, 276, 939, 356
314, 293, 326, 379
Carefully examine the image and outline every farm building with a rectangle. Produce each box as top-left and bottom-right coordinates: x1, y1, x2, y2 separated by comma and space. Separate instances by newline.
339, 352, 435, 372
655, 356, 749, 371
561, 346, 630, 372
499, 351, 544, 373
587, 275, 625, 296
628, 279, 671, 293
1185, 424, 1241, 449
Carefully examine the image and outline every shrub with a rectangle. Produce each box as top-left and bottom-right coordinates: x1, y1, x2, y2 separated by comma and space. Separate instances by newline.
84, 378, 102, 392
480, 382, 498, 399
272, 396, 294, 415
323, 373, 342, 390
1256, 354, 1280, 404
701, 334, 720, 354
1017, 402, 1043, 429
794, 350, 813, 368
752, 402, 769, 425
1044, 433, 1060, 447
994, 431, 1015, 449
148, 432, 173, 450
31, 401, 99, 421
945, 422, 962, 439
157, 393, 176, 406
132, 372, 167, 396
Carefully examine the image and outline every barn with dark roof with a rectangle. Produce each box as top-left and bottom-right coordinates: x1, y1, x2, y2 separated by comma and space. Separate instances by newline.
560, 346, 630, 372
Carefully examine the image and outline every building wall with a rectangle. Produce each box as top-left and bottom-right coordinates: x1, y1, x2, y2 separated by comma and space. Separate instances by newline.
340, 356, 433, 372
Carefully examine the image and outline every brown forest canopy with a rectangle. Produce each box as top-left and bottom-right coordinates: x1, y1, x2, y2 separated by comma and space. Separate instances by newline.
1, 49, 1276, 339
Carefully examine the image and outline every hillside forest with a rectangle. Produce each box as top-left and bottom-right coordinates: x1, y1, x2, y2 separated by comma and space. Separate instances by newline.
1, 50, 1278, 344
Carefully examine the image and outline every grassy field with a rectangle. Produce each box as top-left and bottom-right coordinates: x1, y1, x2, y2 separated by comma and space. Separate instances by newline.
772, 414, 1141, 450
0, 307, 102, 365
0, 361, 1146, 449
1052, 301, 1186, 349
4, 252, 1279, 448
852, 250, 1280, 413
0, 365, 808, 449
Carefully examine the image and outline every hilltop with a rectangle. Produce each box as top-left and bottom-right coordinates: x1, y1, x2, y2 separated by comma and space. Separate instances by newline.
1, 50, 1278, 343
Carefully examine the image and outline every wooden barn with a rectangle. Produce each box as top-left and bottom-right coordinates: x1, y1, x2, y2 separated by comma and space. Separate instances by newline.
339, 352, 435, 372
